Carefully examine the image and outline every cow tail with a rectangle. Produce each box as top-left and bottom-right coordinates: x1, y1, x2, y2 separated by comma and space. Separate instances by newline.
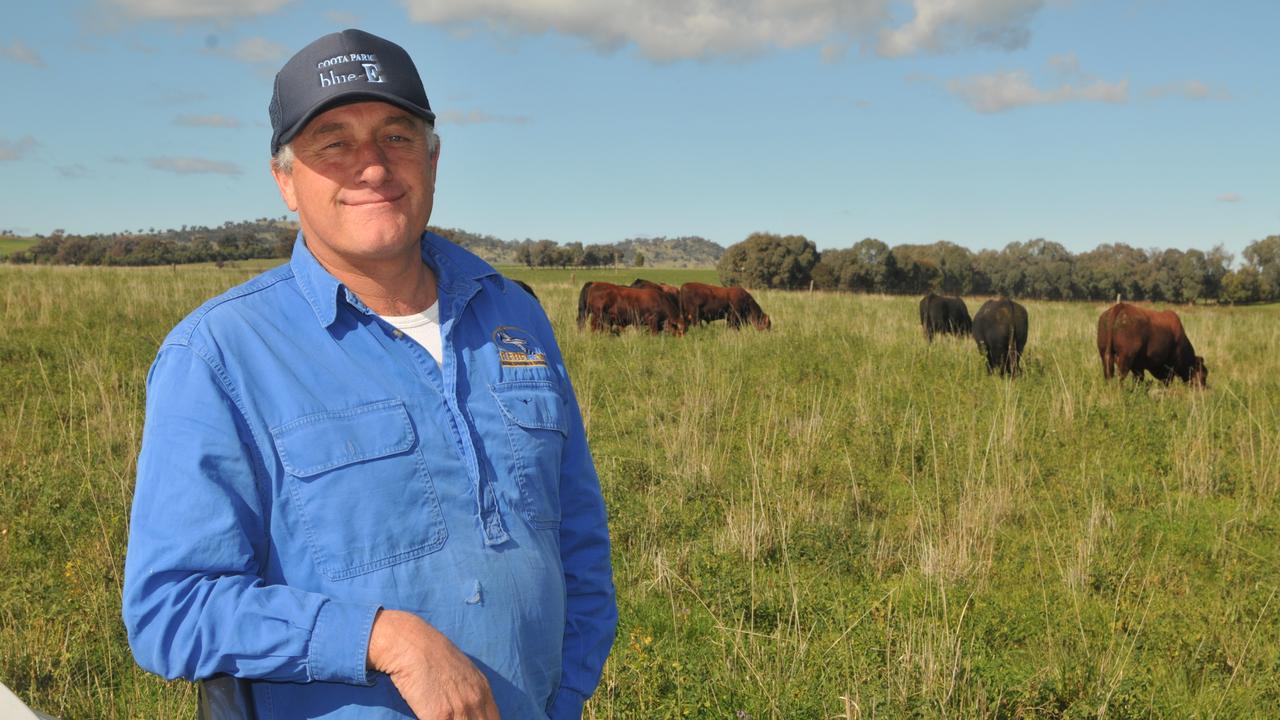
577, 282, 592, 330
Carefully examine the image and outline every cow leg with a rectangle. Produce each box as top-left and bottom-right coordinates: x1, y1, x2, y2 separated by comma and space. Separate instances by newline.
1116, 353, 1137, 382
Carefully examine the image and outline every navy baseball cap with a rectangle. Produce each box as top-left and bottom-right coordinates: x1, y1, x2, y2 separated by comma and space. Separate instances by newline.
269, 29, 435, 155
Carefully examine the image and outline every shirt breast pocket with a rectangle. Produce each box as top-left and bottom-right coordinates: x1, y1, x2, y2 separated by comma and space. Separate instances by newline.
271, 399, 447, 580
489, 381, 567, 529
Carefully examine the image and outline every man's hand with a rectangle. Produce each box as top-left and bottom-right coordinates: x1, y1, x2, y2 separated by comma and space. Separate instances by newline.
367, 609, 501, 719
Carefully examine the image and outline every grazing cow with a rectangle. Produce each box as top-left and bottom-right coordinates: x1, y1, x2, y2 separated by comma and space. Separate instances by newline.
578, 281, 685, 335
630, 278, 682, 315
972, 298, 1028, 376
630, 278, 680, 297
678, 282, 771, 330
919, 292, 972, 342
1096, 302, 1207, 386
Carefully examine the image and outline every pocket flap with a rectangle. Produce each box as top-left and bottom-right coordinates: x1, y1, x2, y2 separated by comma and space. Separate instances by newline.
490, 381, 568, 434
271, 399, 415, 477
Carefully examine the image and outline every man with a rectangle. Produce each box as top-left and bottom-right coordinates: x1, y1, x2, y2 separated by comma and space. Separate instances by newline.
122, 29, 617, 719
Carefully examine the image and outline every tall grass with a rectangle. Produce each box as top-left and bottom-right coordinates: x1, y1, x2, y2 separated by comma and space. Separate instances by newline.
2, 264, 1278, 718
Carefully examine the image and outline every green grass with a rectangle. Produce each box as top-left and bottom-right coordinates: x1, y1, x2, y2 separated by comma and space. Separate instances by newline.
2, 265, 1279, 718
0, 237, 37, 258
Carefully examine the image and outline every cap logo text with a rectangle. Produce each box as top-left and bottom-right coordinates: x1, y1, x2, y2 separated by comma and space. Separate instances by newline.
316, 52, 379, 70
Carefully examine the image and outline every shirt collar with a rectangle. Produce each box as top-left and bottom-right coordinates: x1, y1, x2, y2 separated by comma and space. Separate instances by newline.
290, 230, 501, 329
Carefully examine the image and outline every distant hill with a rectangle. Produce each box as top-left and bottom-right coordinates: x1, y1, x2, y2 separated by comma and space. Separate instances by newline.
431, 227, 724, 268
612, 236, 725, 268
5, 219, 724, 269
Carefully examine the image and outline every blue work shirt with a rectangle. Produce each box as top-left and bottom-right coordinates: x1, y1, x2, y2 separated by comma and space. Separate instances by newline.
122, 232, 617, 719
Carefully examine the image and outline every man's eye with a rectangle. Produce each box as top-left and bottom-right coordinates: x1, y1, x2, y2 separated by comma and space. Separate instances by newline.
386, 134, 408, 143
323, 141, 346, 150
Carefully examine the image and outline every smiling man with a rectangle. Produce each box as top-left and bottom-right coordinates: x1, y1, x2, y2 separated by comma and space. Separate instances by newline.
122, 29, 616, 720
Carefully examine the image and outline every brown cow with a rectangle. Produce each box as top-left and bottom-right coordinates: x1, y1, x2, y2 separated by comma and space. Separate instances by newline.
1096, 302, 1207, 386
578, 281, 685, 335
630, 278, 680, 296
678, 282, 771, 330
630, 278, 682, 317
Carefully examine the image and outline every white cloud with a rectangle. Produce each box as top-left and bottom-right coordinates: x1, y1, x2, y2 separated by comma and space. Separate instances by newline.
148, 156, 242, 175
1146, 80, 1230, 101
175, 114, 242, 128
1217, 192, 1242, 203
1, 41, 45, 67
948, 70, 1127, 112
438, 109, 530, 126
0, 136, 38, 162
103, 0, 293, 21
399, 0, 893, 61
877, 0, 1043, 57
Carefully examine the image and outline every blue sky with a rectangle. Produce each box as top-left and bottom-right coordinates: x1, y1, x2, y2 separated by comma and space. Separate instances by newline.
1, 0, 1275, 255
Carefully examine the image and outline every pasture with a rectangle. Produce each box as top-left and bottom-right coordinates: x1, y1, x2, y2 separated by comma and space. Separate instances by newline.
2, 262, 1279, 718
0, 238, 37, 259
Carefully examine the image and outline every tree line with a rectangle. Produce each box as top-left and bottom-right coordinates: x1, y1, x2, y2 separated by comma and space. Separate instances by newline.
4, 222, 726, 270
431, 228, 726, 268
8, 218, 1278, 304
3, 219, 297, 267
718, 233, 1280, 304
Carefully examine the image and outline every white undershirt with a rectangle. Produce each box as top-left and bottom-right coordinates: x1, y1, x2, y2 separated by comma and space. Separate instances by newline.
380, 301, 444, 366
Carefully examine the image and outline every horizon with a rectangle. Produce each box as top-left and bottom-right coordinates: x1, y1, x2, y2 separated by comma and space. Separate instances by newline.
1, 1, 1276, 256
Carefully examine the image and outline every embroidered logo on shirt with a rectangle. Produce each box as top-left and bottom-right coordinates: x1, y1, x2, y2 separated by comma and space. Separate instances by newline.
493, 326, 548, 367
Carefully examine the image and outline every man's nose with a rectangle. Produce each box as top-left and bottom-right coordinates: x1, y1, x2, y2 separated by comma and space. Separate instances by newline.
354, 141, 391, 184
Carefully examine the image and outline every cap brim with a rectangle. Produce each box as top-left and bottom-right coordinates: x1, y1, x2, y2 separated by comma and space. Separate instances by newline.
277, 89, 435, 149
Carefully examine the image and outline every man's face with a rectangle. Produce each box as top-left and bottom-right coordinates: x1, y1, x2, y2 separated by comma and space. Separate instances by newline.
271, 101, 438, 268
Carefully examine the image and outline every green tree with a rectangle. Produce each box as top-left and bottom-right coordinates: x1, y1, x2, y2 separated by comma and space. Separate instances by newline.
889, 241, 974, 294
717, 232, 818, 289
845, 238, 897, 292
1220, 267, 1263, 304
809, 248, 848, 291
1242, 235, 1280, 301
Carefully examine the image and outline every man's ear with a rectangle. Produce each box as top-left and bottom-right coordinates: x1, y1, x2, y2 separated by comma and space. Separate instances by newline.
271, 160, 299, 212
428, 140, 441, 187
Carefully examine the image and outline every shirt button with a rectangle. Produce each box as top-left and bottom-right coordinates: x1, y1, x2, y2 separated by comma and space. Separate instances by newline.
393, 330, 403, 339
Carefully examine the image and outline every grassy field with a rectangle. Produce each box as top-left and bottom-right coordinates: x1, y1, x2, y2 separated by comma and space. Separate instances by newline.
2, 262, 1279, 718
0, 237, 37, 259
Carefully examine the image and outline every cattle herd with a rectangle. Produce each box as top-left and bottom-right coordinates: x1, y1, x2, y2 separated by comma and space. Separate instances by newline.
920, 292, 1208, 385
576, 279, 771, 335
510, 277, 1207, 386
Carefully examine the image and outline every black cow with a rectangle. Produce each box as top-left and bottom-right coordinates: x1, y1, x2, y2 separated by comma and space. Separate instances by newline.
972, 298, 1028, 376
919, 292, 972, 342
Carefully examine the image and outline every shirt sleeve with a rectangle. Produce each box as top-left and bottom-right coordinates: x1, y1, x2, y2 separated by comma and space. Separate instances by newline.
121, 342, 381, 685
541, 325, 618, 718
